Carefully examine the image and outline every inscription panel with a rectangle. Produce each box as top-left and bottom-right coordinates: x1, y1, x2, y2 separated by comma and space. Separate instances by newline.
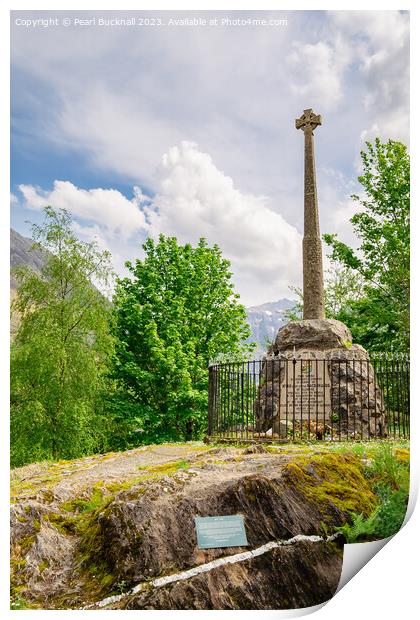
279, 359, 331, 419
195, 515, 248, 549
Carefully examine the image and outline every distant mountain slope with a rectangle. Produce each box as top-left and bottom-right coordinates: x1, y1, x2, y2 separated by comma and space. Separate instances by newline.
245, 298, 294, 357
10, 228, 46, 291
11, 227, 293, 354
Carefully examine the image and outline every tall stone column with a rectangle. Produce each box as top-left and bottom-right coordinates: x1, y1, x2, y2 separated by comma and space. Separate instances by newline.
295, 109, 325, 320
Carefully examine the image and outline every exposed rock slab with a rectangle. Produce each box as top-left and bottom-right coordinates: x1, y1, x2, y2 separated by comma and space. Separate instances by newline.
11, 446, 377, 610
270, 319, 352, 353
120, 541, 342, 610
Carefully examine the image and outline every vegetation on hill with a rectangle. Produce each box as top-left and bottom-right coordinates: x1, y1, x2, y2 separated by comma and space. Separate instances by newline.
324, 138, 410, 352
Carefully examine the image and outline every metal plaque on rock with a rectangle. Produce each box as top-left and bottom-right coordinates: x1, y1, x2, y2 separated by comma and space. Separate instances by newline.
195, 515, 248, 549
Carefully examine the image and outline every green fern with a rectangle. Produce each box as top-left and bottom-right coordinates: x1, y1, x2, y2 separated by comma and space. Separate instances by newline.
335, 510, 378, 543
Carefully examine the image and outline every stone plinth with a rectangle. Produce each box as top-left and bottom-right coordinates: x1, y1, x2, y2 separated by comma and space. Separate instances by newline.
269, 319, 352, 352
254, 319, 387, 440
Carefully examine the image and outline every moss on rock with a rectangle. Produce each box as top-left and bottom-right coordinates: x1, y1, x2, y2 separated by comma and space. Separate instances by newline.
282, 452, 378, 522
395, 448, 409, 464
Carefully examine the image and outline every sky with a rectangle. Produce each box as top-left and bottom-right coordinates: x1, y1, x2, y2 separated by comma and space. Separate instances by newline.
10, 9, 409, 306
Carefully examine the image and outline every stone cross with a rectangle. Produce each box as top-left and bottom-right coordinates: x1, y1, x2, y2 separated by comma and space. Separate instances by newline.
295, 108, 325, 320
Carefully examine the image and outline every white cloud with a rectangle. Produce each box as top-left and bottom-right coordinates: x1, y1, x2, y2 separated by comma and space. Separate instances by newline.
318, 166, 360, 249
18, 180, 147, 240
17, 142, 303, 306
55, 86, 184, 186
11, 11, 410, 305
286, 37, 351, 110
328, 11, 409, 145
144, 142, 302, 305
71, 220, 110, 252
10, 11, 409, 233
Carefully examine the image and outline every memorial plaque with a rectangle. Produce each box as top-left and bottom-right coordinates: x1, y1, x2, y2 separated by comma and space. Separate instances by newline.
279, 358, 331, 419
195, 515, 248, 549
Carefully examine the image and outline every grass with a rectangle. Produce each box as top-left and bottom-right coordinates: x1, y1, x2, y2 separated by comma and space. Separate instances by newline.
10, 595, 31, 610
137, 459, 190, 475
335, 442, 410, 542
61, 486, 106, 514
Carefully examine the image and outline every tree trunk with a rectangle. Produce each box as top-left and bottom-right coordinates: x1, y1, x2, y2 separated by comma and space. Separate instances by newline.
185, 417, 193, 441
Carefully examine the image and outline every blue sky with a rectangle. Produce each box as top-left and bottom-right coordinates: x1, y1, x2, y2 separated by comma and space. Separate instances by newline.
10, 10, 409, 305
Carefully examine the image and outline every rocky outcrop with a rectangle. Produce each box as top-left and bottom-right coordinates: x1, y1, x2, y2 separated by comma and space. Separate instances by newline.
10, 446, 378, 610
10, 228, 47, 291
120, 540, 342, 610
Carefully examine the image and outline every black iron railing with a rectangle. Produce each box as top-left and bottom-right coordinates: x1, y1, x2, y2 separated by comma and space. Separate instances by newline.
207, 354, 409, 442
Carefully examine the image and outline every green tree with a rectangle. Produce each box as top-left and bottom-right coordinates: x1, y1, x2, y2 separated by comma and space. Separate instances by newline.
284, 262, 365, 322
324, 263, 365, 317
323, 138, 409, 351
111, 235, 254, 446
11, 207, 115, 467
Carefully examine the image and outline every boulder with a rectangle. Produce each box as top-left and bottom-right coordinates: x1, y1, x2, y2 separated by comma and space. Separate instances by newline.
122, 540, 342, 610
12, 449, 371, 609
270, 319, 352, 353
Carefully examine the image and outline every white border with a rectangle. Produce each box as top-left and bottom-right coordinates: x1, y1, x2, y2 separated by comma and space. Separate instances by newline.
2, 2, 418, 619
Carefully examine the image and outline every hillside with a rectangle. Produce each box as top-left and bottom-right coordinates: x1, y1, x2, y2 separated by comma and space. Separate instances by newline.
245, 298, 294, 356
10, 229, 47, 292
10, 229, 49, 334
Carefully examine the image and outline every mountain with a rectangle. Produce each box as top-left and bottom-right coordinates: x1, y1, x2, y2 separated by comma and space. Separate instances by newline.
10, 228, 49, 333
245, 298, 295, 357
10, 228, 46, 292
10, 228, 294, 355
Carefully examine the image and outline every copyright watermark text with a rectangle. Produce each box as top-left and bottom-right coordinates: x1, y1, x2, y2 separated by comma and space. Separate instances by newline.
14, 15, 288, 29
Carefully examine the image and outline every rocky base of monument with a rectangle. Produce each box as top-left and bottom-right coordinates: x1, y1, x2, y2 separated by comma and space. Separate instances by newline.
254, 319, 387, 440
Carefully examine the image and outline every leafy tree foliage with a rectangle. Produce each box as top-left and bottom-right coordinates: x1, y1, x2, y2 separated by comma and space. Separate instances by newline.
11, 207, 114, 467
323, 138, 409, 351
284, 262, 365, 322
111, 235, 254, 446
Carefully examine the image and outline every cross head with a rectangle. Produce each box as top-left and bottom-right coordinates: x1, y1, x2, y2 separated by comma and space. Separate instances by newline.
295, 108, 322, 133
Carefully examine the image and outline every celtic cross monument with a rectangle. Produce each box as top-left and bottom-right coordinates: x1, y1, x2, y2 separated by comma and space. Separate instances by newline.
253, 108, 387, 439
295, 108, 325, 320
